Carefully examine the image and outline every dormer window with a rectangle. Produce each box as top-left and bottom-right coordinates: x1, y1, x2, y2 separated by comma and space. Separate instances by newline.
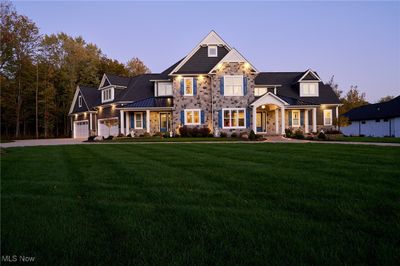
300, 82, 319, 97
102, 87, 114, 103
78, 95, 82, 107
208, 46, 218, 57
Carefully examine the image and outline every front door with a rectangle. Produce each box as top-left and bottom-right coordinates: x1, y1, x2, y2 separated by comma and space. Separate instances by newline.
256, 112, 267, 133
160, 113, 171, 132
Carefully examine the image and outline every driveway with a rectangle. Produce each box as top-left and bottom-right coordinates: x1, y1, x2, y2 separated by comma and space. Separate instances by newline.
1, 138, 85, 148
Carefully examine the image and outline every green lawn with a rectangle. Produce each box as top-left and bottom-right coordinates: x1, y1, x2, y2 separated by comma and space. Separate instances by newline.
339, 136, 400, 143
1, 143, 399, 265
108, 137, 245, 142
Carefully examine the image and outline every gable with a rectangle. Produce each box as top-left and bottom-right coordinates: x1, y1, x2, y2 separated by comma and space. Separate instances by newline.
297, 69, 321, 82
302, 72, 319, 81
209, 48, 259, 73
175, 46, 229, 74
70, 89, 89, 114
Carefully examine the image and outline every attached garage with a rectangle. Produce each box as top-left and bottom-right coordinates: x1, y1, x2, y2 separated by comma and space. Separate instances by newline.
98, 118, 119, 137
73, 120, 89, 139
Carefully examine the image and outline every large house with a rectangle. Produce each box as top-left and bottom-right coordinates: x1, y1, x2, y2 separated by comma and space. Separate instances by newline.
69, 31, 341, 139
342, 96, 400, 137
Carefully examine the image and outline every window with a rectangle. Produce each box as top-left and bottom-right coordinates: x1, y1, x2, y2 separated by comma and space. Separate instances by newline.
135, 112, 143, 129
102, 88, 114, 103
224, 75, 243, 96
300, 82, 319, 97
184, 78, 193, 96
292, 110, 300, 127
223, 108, 246, 128
323, 109, 332, 126
78, 95, 82, 107
254, 87, 267, 96
208, 45, 218, 57
185, 109, 200, 125
157, 82, 172, 96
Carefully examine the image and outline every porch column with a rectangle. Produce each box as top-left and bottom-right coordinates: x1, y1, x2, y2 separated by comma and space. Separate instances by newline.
281, 106, 285, 135
89, 113, 93, 131
335, 106, 339, 130
304, 110, 309, 133
312, 108, 317, 132
275, 108, 279, 134
125, 111, 129, 135
146, 110, 150, 133
252, 106, 257, 133
120, 110, 125, 135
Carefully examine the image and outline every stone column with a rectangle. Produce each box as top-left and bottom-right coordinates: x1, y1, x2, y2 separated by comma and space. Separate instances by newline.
89, 113, 93, 131
252, 106, 257, 133
146, 110, 150, 133
304, 110, 309, 133
312, 108, 317, 132
125, 111, 129, 135
120, 110, 125, 135
281, 107, 285, 135
275, 108, 279, 134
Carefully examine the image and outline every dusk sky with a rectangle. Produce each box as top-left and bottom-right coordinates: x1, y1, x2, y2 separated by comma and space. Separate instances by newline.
14, 1, 400, 102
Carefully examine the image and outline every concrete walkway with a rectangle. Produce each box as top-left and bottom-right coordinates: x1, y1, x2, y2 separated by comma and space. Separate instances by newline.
1, 137, 399, 148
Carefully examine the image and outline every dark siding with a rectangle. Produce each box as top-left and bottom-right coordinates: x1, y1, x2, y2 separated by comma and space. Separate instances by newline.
72, 91, 89, 113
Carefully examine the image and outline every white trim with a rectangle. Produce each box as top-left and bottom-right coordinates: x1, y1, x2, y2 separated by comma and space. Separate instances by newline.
304, 110, 309, 133
251, 92, 289, 107
222, 108, 246, 129
120, 110, 125, 135
297, 69, 321, 82
99, 74, 111, 89
208, 45, 218, 57
323, 109, 333, 126
134, 112, 143, 129
291, 110, 301, 127
223, 75, 244, 96
101, 87, 114, 103
97, 117, 119, 137
68, 86, 90, 115
183, 77, 194, 96
184, 109, 201, 126
146, 110, 150, 133
78, 95, 82, 107
169, 30, 231, 75
73, 119, 89, 139
300, 82, 319, 97
208, 48, 259, 74
312, 108, 317, 132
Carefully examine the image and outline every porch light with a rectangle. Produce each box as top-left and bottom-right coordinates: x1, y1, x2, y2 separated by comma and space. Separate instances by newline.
321, 104, 326, 110
177, 75, 182, 80
84, 112, 87, 118
198, 75, 203, 80
217, 63, 223, 70
74, 114, 77, 119
244, 62, 250, 69
261, 105, 266, 109
111, 104, 116, 109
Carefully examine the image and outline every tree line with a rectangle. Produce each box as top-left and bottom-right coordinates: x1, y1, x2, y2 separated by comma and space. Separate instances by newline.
0, 1, 150, 138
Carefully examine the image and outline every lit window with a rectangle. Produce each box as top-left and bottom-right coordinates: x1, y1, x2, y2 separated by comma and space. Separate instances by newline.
102, 88, 114, 102
323, 109, 332, 126
224, 75, 243, 96
158, 82, 172, 96
254, 87, 267, 96
223, 108, 246, 128
292, 110, 300, 127
208, 46, 218, 57
185, 109, 200, 125
78, 95, 82, 107
300, 82, 319, 97
184, 78, 193, 96
135, 112, 143, 129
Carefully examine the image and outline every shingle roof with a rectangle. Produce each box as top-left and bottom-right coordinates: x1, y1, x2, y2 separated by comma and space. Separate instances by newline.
80, 86, 101, 109
105, 73, 130, 87
116, 74, 165, 103
255, 72, 341, 105
124, 97, 173, 108
174, 46, 229, 74
343, 96, 400, 121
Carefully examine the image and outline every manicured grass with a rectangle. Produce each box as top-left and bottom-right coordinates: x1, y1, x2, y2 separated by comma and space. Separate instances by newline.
108, 137, 245, 142
1, 143, 400, 265
339, 136, 400, 143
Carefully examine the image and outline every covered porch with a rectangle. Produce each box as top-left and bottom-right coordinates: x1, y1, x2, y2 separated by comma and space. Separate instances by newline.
251, 93, 318, 135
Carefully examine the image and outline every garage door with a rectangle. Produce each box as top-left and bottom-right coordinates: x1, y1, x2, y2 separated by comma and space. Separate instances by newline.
74, 120, 89, 139
98, 118, 119, 137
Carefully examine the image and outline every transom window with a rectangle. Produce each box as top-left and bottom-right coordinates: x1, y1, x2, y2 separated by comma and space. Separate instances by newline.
78, 95, 82, 107
300, 82, 319, 97
254, 87, 267, 96
292, 110, 300, 127
208, 45, 218, 57
224, 75, 243, 96
184, 78, 193, 96
102, 88, 114, 102
135, 112, 143, 129
323, 109, 332, 126
157, 82, 172, 96
223, 108, 246, 128
185, 109, 200, 125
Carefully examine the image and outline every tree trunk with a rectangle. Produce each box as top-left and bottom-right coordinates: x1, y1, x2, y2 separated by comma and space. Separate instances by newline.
36, 63, 39, 139
15, 63, 22, 138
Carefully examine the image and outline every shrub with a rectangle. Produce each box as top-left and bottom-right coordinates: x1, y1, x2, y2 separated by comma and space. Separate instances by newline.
143, 132, 151, 138
87, 136, 96, 142
220, 132, 227, 138
249, 130, 256, 140
255, 134, 264, 140
179, 126, 190, 137
325, 129, 342, 134
199, 127, 211, 137
239, 132, 249, 139
306, 135, 314, 140
318, 132, 326, 140
285, 128, 293, 138
192, 127, 200, 137
153, 132, 163, 138
294, 129, 304, 139
103, 135, 113, 140
231, 132, 238, 138
163, 132, 170, 138
179, 126, 211, 137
